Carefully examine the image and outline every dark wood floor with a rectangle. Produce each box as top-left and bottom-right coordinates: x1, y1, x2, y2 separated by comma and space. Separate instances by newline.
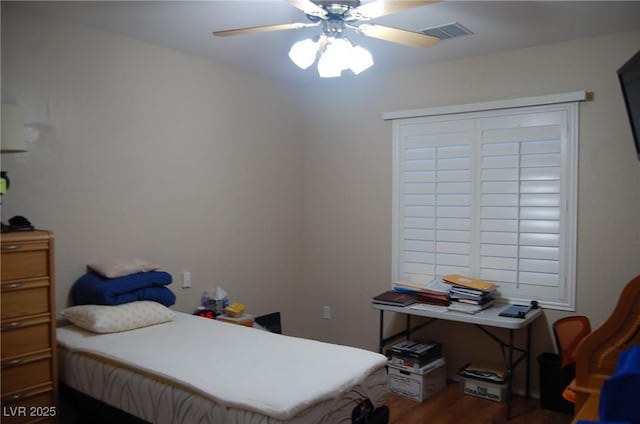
388, 381, 574, 424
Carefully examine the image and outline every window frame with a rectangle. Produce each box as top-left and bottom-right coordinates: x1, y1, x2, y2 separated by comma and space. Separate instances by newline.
387, 92, 584, 311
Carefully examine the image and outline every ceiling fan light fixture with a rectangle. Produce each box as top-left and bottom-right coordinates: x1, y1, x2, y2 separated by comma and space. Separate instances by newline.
326, 37, 354, 71
288, 38, 319, 69
216, 0, 440, 78
316, 37, 373, 78
317, 47, 344, 78
349, 45, 374, 75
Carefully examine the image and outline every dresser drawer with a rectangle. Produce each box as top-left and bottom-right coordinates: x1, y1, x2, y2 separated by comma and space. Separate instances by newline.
1, 353, 53, 395
0, 249, 50, 281
1, 279, 51, 321
1, 385, 55, 424
1, 316, 51, 360
1, 230, 56, 415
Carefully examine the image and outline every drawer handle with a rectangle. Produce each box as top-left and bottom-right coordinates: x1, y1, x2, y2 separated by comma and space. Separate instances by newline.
1, 358, 23, 369
2, 283, 23, 290
1, 394, 23, 402
1, 244, 22, 251
2, 321, 23, 329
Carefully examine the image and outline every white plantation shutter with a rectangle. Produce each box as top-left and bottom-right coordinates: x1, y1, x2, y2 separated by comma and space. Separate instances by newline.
391, 98, 580, 310
395, 119, 476, 279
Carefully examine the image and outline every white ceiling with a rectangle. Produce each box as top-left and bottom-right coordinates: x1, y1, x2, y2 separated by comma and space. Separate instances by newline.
9, 1, 640, 84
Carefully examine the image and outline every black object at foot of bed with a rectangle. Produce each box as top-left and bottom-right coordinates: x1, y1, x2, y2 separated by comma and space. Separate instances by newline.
351, 397, 389, 424
59, 384, 149, 424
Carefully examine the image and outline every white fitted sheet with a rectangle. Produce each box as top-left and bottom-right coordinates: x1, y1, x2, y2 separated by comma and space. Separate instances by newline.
58, 312, 388, 423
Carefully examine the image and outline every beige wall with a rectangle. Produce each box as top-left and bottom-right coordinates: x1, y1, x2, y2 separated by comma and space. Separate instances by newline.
1, 7, 305, 322
2, 4, 640, 395
298, 31, 640, 391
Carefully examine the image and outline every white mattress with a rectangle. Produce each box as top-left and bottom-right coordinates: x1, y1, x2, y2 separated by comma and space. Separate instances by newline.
57, 312, 388, 423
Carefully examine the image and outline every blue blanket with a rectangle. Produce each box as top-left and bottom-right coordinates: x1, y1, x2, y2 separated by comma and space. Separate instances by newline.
599, 345, 640, 424
72, 271, 176, 307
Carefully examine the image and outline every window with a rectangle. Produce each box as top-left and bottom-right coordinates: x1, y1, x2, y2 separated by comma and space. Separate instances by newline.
388, 93, 583, 310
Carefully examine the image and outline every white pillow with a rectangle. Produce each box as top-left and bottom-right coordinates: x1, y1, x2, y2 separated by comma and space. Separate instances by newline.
88, 258, 159, 278
62, 301, 175, 333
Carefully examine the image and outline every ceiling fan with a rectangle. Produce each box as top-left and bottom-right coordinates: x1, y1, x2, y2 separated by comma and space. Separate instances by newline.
213, 0, 440, 77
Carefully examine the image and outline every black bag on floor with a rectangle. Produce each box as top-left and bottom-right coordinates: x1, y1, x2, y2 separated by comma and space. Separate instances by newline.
351, 398, 389, 424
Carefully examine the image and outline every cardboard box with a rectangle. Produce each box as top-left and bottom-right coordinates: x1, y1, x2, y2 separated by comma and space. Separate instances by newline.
459, 375, 508, 402
388, 358, 446, 402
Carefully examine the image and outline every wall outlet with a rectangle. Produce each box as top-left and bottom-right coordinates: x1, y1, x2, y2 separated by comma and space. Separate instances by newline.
322, 305, 331, 319
182, 271, 191, 288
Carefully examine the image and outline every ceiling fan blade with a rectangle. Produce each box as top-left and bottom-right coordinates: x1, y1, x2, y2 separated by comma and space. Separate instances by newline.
353, 0, 438, 20
357, 23, 439, 48
286, 0, 327, 18
213, 22, 319, 37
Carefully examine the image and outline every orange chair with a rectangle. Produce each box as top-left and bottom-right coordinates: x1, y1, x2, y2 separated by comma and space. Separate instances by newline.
552, 316, 592, 403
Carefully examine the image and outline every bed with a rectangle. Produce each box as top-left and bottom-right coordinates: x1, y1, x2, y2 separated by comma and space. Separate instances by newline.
57, 307, 389, 424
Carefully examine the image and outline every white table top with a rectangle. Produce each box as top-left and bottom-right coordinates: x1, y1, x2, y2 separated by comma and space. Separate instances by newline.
371, 302, 543, 330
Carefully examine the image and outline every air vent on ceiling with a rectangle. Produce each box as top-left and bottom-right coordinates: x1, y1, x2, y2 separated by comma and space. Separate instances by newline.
419, 22, 473, 40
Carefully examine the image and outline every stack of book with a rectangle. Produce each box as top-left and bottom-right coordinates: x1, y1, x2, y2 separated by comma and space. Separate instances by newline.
386, 340, 443, 370
443, 274, 497, 314
391, 279, 451, 307
374, 275, 498, 313
371, 290, 417, 307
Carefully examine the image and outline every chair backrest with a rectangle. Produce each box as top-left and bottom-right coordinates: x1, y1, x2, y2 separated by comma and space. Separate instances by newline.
553, 316, 592, 368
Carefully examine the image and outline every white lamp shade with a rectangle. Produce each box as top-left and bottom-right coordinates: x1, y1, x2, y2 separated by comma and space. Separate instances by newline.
289, 35, 375, 77
350, 45, 374, 75
317, 37, 354, 78
329, 38, 354, 71
1, 104, 27, 153
288, 39, 318, 70
317, 52, 343, 78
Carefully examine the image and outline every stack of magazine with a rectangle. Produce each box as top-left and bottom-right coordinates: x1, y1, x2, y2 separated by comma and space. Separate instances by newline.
443, 274, 497, 314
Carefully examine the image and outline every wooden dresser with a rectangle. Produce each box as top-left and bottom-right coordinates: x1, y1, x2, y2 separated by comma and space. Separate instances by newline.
1, 230, 57, 423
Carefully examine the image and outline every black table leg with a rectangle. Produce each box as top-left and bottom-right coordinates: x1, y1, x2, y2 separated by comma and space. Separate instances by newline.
507, 329, 514, 419
375, 306, 539, 421
379, 310, 384, 353
525, 322, 532, 398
